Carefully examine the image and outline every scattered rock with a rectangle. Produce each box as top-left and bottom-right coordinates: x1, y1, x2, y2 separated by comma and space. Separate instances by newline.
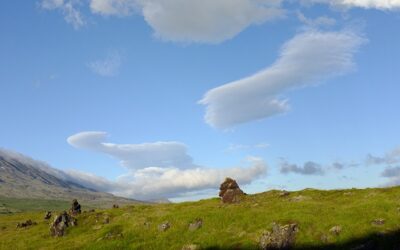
158, 221, 171, 232
113, 204, 119, 209
44, 211, 52, 220
88, 209, 95, 213
343, 192, 353, 196
182, 244, 201, 250
289, 195, 309, 202
103, 216, 110, 224
279, 191, 290, 197
320, 234, 328, 243
219, 177, 245, 203
16, 219, 37, 228
259, 223, 298, 250
143, 221, 151, 228
371, 218, 385, 226
329, 225, 342, 235
188, 218, 203, 231
92, 225, 102, 230
50, 211, 76, 237
70, 199, 81, 216
104, 232, 123, 240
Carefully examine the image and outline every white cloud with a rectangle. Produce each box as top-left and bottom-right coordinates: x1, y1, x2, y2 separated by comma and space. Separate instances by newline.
66, 132, 267, 199
199, 30, 365, 128
67, 131, 193, 169
87, 51, 122, 77
300, 0, 400, 10
40, 0, 86, 29
134, 0, 285, 43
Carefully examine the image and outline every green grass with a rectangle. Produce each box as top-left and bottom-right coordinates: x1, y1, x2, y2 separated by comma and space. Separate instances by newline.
0, 197, 71, 214
1, 187, 400, 249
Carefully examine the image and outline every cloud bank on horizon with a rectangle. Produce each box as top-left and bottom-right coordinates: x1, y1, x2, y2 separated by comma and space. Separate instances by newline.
199, 29, 366, 128
66, 131, 267, 199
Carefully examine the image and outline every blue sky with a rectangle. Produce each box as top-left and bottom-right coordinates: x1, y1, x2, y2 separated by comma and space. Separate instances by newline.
1, 0, 400, 201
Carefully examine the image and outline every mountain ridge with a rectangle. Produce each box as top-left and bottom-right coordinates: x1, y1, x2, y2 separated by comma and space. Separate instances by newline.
0, 149, 142, 208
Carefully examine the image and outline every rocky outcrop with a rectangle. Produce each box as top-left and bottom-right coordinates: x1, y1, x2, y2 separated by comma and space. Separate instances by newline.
70, 199, 81, 216
259, 223, 298, 249
50, 211, 77, 237
219, 177, 245, 203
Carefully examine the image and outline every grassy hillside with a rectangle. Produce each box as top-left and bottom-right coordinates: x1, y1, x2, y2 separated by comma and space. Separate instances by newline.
1, 187, 400, 249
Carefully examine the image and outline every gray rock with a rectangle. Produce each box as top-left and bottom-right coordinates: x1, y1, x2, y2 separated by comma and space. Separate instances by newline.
158, 221, 171, 232
219, 177, 245, 203
50, 211, 76, 237
16, 219, 37, 228
329, 225, 342, 235
259, 223, 298, 249
44, 211, 52, 220
371, 218, 385, 226
189, 218, 203, 231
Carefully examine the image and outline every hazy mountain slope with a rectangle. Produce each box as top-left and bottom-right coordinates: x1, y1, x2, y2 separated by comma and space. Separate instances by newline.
0, 149, 141, 208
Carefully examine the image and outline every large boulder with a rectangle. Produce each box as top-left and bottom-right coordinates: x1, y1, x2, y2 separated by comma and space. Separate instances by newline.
70, 199, 81, 216
219, 177, 245, 203
259, 223, 298, 249
50, 211, 77, 237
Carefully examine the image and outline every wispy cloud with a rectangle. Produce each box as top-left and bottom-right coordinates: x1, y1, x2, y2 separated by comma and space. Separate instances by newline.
297, 12, 336, 28
87, 51, 122, 77
199, 29, 366, 128
365, 147, 400, 166
300, 0, 400, 10
40, 0, 86, 29
225, 143, 269, 152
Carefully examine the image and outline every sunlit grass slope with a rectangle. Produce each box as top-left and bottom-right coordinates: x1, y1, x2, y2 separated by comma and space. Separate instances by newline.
1, 187, 400, 249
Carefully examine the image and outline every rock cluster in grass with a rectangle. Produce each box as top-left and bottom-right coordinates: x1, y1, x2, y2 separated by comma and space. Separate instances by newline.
259, 223, 298, 250
16, 219, 37, 228
219, 177, 245, 203
50, 211, 77, 237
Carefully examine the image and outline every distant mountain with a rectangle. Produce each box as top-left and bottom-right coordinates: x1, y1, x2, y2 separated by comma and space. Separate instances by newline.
0, 149, 142, 208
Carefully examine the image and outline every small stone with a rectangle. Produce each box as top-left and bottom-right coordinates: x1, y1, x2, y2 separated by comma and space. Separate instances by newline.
113, 204, 119, 209
158, 221, 171, 232
329, 226, 342, 235
279, 191, 290, 197
103, 216, 110, 224
44, 211, 52, 220
188, 218, 203, 231
92, 225, 102, 230
289, 195, 309, 202
182, 244, 201, 250
372, 218, 385, 226
88, 209, 95, 213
